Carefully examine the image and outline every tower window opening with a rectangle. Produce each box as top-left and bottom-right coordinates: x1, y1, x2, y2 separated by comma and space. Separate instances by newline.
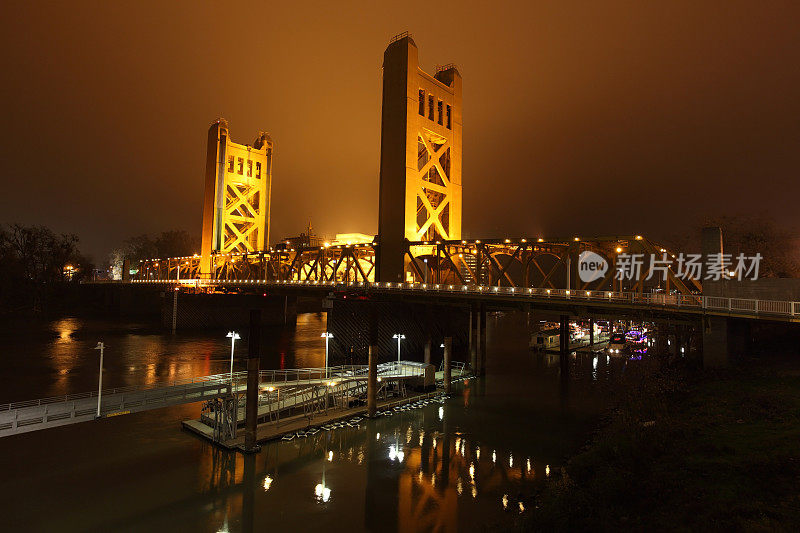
227, 156, 234, 173
437, 100, 443, 125
446, 105, 452, 129
247, 160, 253, 177
255, 161, 261, 179
237, 157, 244, 175
418, 90, 425, 116
428, 95, 434, 120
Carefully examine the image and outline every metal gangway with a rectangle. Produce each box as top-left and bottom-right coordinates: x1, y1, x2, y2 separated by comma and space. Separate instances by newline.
200, 361, 434, 435
0, 361, 447, 438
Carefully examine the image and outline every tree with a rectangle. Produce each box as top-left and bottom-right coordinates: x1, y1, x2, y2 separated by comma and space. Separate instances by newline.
0, 224, 92, 311
704, 214, 799, 278
109, 229, 199, 280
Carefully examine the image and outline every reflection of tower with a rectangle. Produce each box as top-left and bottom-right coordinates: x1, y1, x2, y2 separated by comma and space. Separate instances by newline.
377, 33, 462, 282
201, 119, 273, 275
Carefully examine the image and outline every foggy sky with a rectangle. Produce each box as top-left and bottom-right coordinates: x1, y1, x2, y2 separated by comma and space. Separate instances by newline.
2, 1, 799, 262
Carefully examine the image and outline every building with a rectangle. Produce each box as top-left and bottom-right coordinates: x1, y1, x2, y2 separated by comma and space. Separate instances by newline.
377, 32, 463, 282
331, 233, 375, 246
278, 223, 324, 249
201, 119, 273, 274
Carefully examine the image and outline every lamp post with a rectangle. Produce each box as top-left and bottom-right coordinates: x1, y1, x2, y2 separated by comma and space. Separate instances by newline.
94, 342, 105, 418
226, 331, 240, 385
392, 334, 406, 362
321, 332, 333, 378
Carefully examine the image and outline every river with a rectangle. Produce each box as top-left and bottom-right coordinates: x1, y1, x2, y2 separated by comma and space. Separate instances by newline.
0, 311, 624, 532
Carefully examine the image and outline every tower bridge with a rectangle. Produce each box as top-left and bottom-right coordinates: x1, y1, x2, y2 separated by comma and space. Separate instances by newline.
98, 32, 800, 374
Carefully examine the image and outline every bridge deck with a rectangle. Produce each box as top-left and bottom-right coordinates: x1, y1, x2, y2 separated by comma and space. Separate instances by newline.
125, 279, 800, 323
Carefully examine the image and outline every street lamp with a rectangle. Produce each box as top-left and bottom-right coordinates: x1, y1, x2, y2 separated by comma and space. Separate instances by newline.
321, 332, 333, 377
94, 342, 105, 418
393, 333, 406, 362
226, 331, 240, 384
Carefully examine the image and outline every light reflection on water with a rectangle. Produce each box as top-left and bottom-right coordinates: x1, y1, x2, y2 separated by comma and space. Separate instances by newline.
0, 311, 636, 532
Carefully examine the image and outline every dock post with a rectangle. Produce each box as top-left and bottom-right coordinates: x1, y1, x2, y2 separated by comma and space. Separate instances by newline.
244, 309, 261, 452
479, 304, 487, 375
367, 344, 378, 418
443, 336, 452, 393
589, 318, 594, 346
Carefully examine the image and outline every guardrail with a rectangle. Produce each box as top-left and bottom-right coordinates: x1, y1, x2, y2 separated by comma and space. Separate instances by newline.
0, 371, 246, 412
1, 362, 428, 417
131, 278, 800, 319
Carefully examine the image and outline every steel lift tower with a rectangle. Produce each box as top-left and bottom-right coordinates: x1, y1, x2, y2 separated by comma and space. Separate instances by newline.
377, 33, 463, 282
201, 119, 273, 276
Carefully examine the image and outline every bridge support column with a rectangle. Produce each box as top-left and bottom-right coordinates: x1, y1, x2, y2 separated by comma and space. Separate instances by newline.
243, 309, 261, 453
702, 316, 749, 368
703, 316, 728, 367
424, 336, 431, 365
367, 344, 378, 418
469, 306, 478, 373
656, 324, 668, 356
559, 315, 570, 378
479, 304, 487, 376
443, 336, 452, 394
589, 318, 594, 346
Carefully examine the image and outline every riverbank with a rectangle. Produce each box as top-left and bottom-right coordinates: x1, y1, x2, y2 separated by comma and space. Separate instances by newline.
514, 353, 800, 531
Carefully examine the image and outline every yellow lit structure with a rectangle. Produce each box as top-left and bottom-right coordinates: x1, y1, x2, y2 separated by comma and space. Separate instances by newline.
201, 119, 273, 275
331, 233, 375, 246
377, 33, 463, 282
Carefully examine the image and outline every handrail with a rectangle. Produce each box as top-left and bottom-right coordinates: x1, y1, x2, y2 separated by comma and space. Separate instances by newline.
128, 278, 800, 320
0, 361, 429, 413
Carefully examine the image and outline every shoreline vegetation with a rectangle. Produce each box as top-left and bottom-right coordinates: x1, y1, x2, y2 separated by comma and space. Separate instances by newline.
507, 352, 800, 531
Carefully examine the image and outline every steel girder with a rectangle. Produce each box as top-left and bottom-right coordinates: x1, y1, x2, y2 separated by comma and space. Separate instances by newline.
131, 236, 701, 296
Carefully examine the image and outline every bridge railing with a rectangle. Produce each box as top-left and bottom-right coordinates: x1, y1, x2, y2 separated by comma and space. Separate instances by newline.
128, 278, 800, 319
0, 371, 246, 412
1, 361, 431, 415
255, 361, 426, 387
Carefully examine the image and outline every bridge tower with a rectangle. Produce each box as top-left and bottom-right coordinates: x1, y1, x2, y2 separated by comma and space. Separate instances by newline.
201, 119, 273, 276
377, 33, 463, 282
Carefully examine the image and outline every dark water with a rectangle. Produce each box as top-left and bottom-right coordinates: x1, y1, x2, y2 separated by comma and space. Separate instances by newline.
0, 312, 623, 532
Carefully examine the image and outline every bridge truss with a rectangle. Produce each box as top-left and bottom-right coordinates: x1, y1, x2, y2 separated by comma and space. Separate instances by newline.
132, 235, 701, 296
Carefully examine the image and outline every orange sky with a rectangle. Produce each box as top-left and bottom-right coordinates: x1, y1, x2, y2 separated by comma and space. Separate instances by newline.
2, 1, 799, 261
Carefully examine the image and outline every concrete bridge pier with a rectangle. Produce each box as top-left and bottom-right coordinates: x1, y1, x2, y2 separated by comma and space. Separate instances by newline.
559, 315, 570, 378
424, 337, 432, 365
478, 304, 487, 375
469, 306, 478, 372
702, 316, 751, 368
367, 344, 378, 417
243, 309, 261, 453
589, 317, 595, 346
675, 325, 685, 358
367, 310, 379, 418
443, 337, 452, 393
